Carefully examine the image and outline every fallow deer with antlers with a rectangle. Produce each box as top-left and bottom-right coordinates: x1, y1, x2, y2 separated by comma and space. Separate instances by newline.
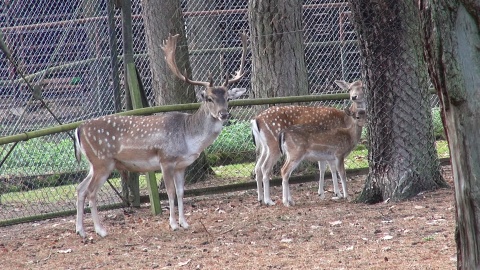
251, 80, 365, 205
74, 33, 247, 238
279, 108, 367, 206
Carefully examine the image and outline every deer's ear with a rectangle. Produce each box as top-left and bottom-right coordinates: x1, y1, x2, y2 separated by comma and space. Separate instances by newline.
334, 80, 349, 90
228, 88, 247, 100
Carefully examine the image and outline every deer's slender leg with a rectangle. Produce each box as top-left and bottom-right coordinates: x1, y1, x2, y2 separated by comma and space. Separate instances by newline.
261, 139, 283, 206
87, 168, 111, 237
162, 165, 178, 230
254, 143, 267, 203
76, 170, 93, 238
337, 158, 349, 199
328, 160, 342, 199
327, 160, 342, 198
260, 151, 279, 206
281, 158, 300, 207
174, 169, 189, 229
318, 161, 327, 199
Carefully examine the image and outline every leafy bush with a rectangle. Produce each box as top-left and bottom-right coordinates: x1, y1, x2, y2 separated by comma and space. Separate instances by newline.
206, 120, 256, 165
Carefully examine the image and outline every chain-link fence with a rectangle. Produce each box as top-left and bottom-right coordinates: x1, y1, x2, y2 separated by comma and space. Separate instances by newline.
0, 0, 447, 224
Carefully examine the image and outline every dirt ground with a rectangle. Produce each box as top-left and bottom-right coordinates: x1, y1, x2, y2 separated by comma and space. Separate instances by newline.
0, 166, 456, 270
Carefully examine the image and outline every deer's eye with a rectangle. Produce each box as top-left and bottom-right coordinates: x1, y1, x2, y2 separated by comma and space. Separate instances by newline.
206, 97, 214, 103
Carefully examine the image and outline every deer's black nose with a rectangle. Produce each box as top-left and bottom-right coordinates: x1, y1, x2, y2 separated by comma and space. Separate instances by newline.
219, 111, 230, 120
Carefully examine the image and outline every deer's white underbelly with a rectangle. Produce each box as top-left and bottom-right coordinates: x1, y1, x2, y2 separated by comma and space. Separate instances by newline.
117, 155, 162, 172
304, 151, 335, 162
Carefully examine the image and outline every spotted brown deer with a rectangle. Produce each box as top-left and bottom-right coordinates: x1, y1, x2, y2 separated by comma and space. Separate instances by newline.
74, 33, 247, 238
251, 80, 364, 205
279, 108, 367, 206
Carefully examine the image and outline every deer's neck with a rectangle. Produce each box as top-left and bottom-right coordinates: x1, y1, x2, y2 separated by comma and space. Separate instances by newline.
185, 103, 223, 141
351, 122, 363, 144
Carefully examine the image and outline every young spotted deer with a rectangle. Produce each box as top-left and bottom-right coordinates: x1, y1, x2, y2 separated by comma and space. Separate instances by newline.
74, 33, 247, 238
278, 108, 367, 206
251, 80, 364, 205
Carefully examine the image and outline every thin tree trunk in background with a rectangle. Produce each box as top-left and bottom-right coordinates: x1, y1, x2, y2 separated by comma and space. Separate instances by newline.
248, 0, 308, 100
348, 0, 446, 203
420, 0, 480, 267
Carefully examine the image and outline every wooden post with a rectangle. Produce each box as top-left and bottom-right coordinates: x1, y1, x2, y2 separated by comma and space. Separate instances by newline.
120, 0, 161, 214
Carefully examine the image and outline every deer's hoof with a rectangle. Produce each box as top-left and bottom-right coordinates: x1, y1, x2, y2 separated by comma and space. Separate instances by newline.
264, 199, 276, 206
170, 221, 179, 231
95, 227, 108, 237
180, 220, 189, 229
76, 227, 86, 238
283, 200, 295, 207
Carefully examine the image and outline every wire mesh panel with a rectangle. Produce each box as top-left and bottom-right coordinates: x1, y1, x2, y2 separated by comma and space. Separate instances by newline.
0, 0, 124, 222
304, 1, 360, 92
0, 0, 447, 225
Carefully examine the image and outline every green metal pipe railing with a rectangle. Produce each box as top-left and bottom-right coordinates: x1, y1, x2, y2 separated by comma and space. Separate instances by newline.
0, 93, 350, 146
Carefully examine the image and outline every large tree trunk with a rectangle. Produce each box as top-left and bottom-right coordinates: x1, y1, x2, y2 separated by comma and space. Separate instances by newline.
348, 0, 447, 203
141, 0, 210, 183
420, 0, 480, 267
248, 0, 308, 99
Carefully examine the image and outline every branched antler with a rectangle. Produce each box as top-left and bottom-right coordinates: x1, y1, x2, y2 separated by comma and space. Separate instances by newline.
162, 32, 247, 88
223, 32, 248, 86
161, 34, 211, 87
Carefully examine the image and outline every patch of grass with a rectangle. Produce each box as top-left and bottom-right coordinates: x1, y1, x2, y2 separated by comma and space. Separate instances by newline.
436, 140, 450, 159
345, 145, 369, 169
213, 162, 255, 180
423, 235, 435, 241
0, 173, 165, 205
1, 183, 77, 204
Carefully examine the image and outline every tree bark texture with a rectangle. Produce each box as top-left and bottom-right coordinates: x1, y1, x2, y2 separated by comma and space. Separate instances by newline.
420, 0, 480, 268
141, 0, 196, 106
348, 0, 446, 203
248, 0, 308, 99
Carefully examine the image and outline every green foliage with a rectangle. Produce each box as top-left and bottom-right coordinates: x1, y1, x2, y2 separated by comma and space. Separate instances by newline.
213, 162, 255, 180
1, 137, 84, 177
207, 120, 255, 153
432, 107, 445, 140
205, 120, 256, 165
436, 140, 450, 159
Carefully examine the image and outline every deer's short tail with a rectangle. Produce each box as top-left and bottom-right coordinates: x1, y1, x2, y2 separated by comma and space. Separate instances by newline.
278, 131, 286, 155
250, 119, 260, 148
74, 127, 82, 164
